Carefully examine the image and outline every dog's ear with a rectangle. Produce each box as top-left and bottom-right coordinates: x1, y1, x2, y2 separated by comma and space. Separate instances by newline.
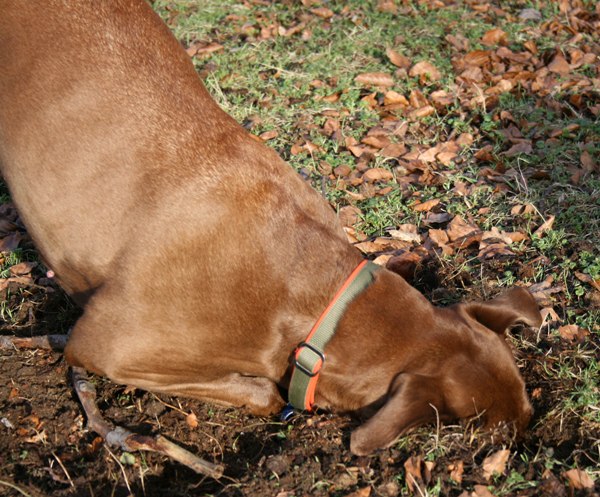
350, 374, 443, 455
460, 287, 542, 335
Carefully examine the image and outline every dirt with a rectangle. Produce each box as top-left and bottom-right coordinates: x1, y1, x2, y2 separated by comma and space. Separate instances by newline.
0, 271, 597, 497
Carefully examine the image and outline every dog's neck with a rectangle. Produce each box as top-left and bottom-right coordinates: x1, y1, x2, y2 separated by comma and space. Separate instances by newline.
311, 268, 438, 412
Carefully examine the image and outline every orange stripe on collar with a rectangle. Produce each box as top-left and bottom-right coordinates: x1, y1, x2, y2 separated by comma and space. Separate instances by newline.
288, 260, 380, 411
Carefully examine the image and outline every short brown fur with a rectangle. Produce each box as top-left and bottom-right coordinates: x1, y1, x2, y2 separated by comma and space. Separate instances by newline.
0, 0, 542, 455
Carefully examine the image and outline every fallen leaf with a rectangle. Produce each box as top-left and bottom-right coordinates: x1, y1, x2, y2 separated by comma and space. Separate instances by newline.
548, 53, 570, 75
574, 271, 600, 291
580, 150, 596, 173
0, 232, 22, 253
409, 61, 441, 81
362, 168, 393, 182
519, 8, 542, 21
502, 141, 532, 157
383, 90, 409, 106
540, 306, 561, 324
481, 28, 508, 46
259, 130, 278, 141
386, 47, 411, 69
412, 198, 440, 212
388, 225, 421, 244
482, 449, 510, 480
311, 7, 334, 19
355, 72, 394, 87
186, 412, 199, 428
338, 206, 361, 227
9, 261, 37, 276
533, 215, 555, 236
448, 460, 464, 484
557, 324, 589, 343
472, 485, 497, 497
446, 216, 480, 242
403, 455, 423, 493
25, 430, 48, 444
562, 468, 594, 489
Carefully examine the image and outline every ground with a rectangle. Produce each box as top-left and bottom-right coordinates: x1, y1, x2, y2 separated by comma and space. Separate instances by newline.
0, 1, 599, 496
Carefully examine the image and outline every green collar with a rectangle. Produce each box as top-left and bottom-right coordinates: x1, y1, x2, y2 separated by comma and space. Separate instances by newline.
288, 260, 380, 411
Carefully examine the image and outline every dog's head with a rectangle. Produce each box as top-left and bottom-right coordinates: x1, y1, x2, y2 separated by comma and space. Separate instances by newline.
350, 287, 541, 455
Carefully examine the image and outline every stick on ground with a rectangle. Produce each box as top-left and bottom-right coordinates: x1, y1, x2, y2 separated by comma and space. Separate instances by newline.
72, 367, 224, 479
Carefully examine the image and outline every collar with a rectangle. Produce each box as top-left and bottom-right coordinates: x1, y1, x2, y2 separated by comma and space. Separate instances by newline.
288, 260, 380, 411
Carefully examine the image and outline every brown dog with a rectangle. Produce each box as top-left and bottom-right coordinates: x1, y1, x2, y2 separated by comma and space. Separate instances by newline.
0, 0, 541, 457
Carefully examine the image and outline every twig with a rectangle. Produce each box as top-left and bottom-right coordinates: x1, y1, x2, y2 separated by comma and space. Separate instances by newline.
0, 334, 68, 350
105, 446, 132, 495
72, 367, 223, 478
51, 451, 74, 488
0, 479, 33, 497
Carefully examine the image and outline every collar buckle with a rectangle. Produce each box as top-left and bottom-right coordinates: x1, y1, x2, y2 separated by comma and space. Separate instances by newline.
294, 342, 325, 378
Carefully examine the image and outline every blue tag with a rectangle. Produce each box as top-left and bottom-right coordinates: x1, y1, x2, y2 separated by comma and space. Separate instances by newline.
280, 403, 296, 422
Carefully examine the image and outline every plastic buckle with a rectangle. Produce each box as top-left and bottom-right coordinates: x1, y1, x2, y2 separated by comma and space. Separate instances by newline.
294, 341, 325, 377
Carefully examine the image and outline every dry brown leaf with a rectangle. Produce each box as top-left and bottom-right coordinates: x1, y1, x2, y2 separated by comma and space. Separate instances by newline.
463, 50, 492, 67
530, 277, 563, 306
456, 133, 474, 147
510, 204, 535, 216
430, 90, 454, 107
386, 47, 411, 69
533, 215, 555, 237
478, 242, 514, 259
380, 143, 406, 158
446, 216, 480, 242
446, 33, 470, 51
24, 430, 48, 444
505, 231, 528, 243
362, 168, 393, 182
9, 261, 36, 276
481, 28, 508, 46
472, 485, 497, 497
377, 0, 397, 13
338, 206, 362, 227
548, 53, 571, 75
425, 211, 453, 224
259, 130, 278, 141
403, 455, 423, 493
409, 61, 441, 81
388, 224, 421, 244
409, 89, 429, 108
413, 198, 440, 212
448, 460, 464, 484
574, 271, 600, 291
186, 412, 199, 428
540, 306, 561, 324
0, 232, 22, 253
580, 150, 596, 173
428, 228, 450, 246
355, 72, 394, 87
437, 151, 457, 165
482, 449, 510, 480
418, 145, 440, 163
310, 7, 334, 19
562, 468, 595, 489
558, 324, 589, 343
383, 90, 409, 106
186, 42, 223, 57
502, 141, 532, 157
409, 106, 436, 118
